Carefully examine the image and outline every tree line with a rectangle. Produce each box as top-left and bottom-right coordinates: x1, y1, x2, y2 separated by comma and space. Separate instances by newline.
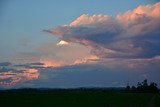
125, 79, 159, 93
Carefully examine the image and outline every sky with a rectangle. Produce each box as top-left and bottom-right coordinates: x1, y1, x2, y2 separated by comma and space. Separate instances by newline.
0, 0, 160, 89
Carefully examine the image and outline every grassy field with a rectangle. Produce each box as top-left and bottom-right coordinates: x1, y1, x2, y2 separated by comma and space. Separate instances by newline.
0, 89, 160, 107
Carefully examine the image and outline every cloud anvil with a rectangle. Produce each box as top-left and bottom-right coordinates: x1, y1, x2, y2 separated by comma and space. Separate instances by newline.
46, 2, 160, 59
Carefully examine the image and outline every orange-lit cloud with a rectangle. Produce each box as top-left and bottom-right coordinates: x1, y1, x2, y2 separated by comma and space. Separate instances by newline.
116, 2, 160, 27
40, 54, 99, 67
46, 2, 160, 60
70, 14, 112, 26
74, 55, 99, 65
40, 59, 62, 67
0, 68, 39, 88
36, 41, 93, 66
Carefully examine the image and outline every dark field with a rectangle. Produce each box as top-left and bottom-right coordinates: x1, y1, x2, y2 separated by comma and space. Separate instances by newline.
0, 89, 160, 107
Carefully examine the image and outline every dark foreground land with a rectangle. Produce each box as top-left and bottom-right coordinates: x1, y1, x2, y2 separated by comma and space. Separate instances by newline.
0, 89, 160, 107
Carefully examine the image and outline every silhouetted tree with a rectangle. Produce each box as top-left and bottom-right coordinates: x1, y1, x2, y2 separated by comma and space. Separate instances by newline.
125, 79, 159, 93
142, 79, 149, 92
142, 79, 148, 87
125, 85, 130, 91
137, 82, 142, 92
149, 82, 159, 93
131, 86, 136, 91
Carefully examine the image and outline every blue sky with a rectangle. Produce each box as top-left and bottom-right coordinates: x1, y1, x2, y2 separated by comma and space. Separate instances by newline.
0, 0, 160, 88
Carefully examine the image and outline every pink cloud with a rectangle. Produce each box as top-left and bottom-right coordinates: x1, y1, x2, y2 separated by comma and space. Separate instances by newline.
44, 2, 160, 59
0, 68, 39, 88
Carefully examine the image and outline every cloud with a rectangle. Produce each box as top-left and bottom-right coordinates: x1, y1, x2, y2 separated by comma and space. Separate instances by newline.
0, 67, 23, 73
0, 62, 12, 66
0, 56, 160, 88
38, 45, 99, 67
0, 68, 39, 88
98, 56, 160, 71
73, 55, 99, 65
11, 41, 97, 68
57, 40, 69, 46
37, 41, 97, 66
45, 2, 160, 59
27, 62, 44, 66
22, 63, 160, 88
11, 52, 42, 64
0, 63, 40, 88
14, 62, 45, 69
40, 58, 63, 67
1, 2, 160, 89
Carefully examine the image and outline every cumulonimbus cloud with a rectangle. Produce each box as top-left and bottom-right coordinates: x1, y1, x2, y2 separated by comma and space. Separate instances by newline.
44, 2, 160, 59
